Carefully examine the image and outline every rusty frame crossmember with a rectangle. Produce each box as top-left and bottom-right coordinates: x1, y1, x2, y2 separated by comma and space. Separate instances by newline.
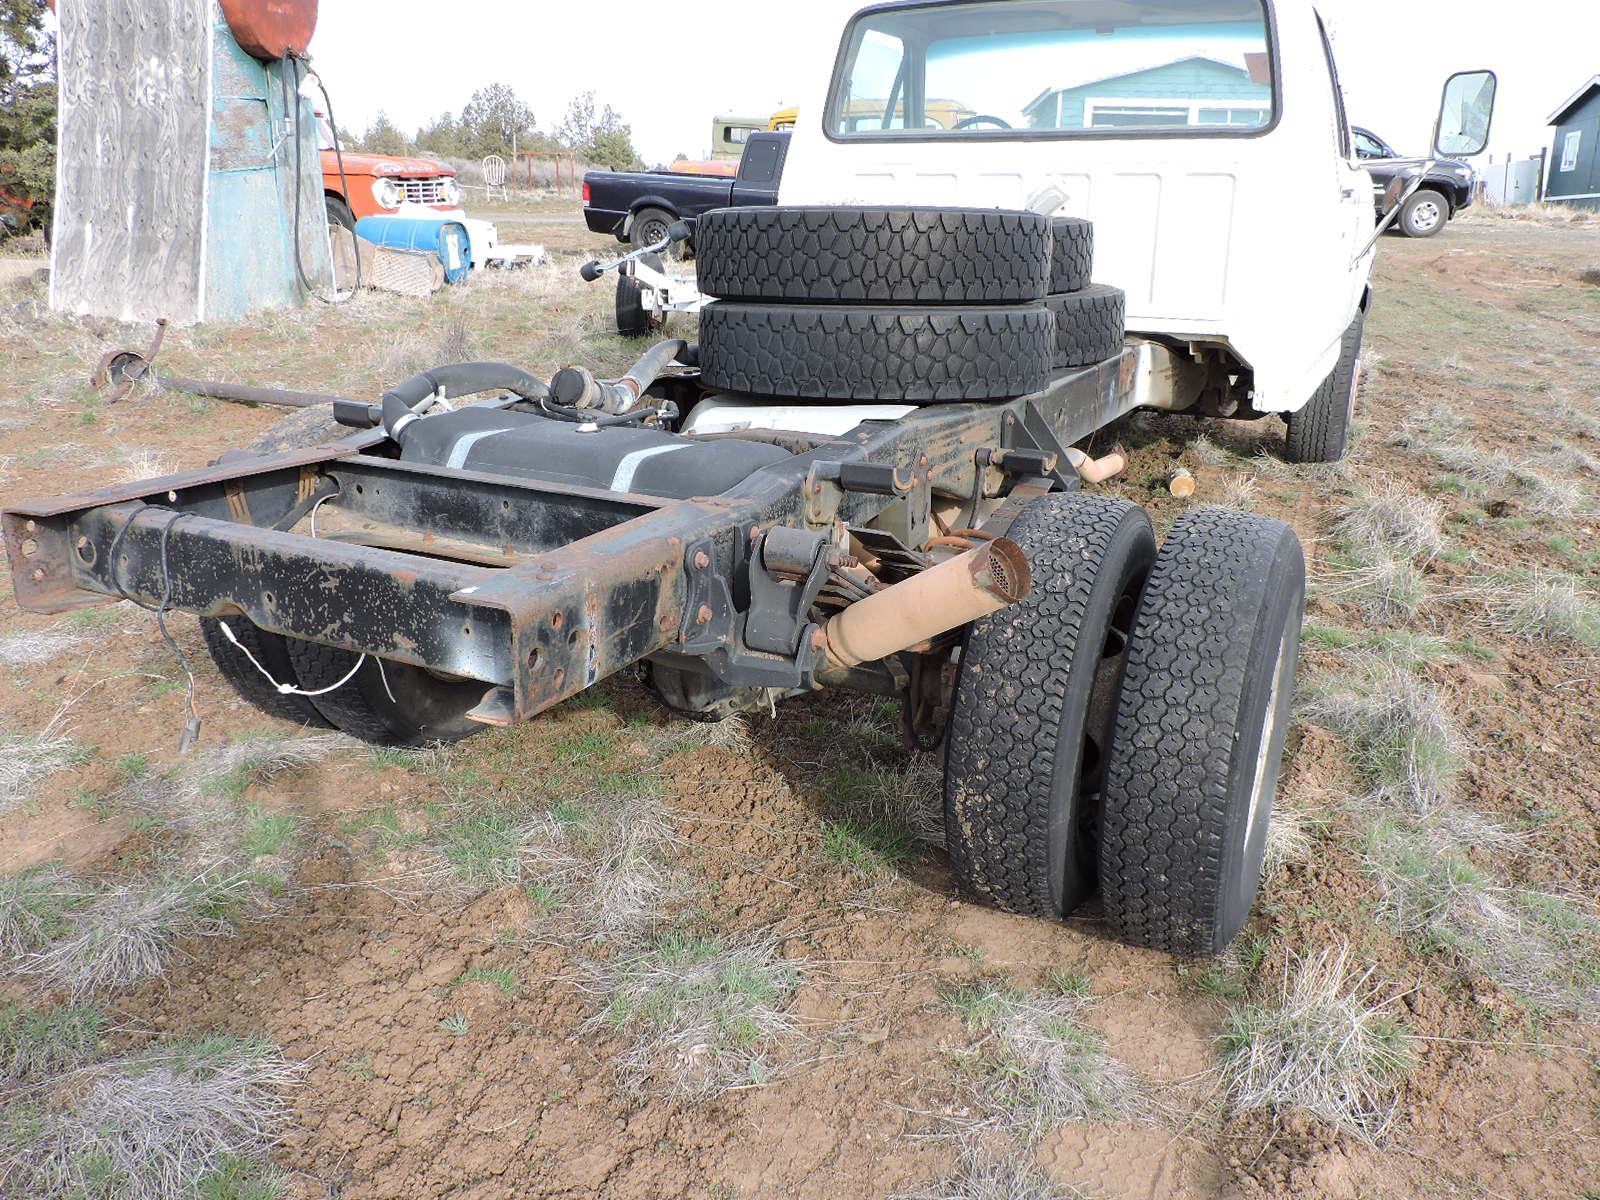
4, 344, 1197, 727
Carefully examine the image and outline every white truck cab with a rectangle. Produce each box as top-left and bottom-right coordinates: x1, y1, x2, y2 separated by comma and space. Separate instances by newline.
777, 0, 1481, 419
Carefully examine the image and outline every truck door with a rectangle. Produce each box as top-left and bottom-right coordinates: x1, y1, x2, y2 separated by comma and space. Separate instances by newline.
731, 134, 789, 208
1317, 12, 1374, 323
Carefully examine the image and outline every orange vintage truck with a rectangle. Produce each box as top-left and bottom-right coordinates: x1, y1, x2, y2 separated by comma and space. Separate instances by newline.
315, 115, 462, 231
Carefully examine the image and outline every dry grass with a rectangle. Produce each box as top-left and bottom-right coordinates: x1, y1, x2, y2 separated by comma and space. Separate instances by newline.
117, 732, 350, 830
580, 930, 804, 1097
0, 627, 86, 668
1188, 434, 1234, 467
18, 867, 273, 1000
0, 732, 84, 813
895, 1143, 1077, 1200
109, 447, 177, 485
381, 311, 483, 381
0, 1033, 300, 1200
662, 715, 754, 755
1365, 820, 1600, 1015
0, 866, 89, 962
1460, 571, 1600, 649
1299, 657, 1463, 825
1515, 467, 1592, 519
519, 790, 676, 942
945, 981, 1144, 1138
1262, 803, 1313, 880
1317, 483, 1445, 622
1431, 442, 1510, 489
1217, 473, 1260, 511
1334, 483, 1447, 562
1219, 945, 1411, 1139
0, 1003, 106, 1084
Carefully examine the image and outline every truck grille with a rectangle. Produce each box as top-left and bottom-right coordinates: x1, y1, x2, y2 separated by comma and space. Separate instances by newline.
398, 177, 450, 205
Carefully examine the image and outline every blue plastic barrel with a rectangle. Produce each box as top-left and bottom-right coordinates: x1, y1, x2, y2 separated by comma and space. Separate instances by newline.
354, 216, 472, 284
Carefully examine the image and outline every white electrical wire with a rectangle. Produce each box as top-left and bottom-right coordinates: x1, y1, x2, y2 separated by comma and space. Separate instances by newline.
219, 619, 368, 696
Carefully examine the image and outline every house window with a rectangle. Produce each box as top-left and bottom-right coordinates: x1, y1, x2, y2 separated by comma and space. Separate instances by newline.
827, 0, 1276, 140
1561, 130, 1582, 173
1083, 100, 1270, 130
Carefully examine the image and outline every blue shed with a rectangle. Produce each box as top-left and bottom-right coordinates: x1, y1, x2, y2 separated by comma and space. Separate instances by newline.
1547, 77, 1600, 211
1024, 56, 1271, 132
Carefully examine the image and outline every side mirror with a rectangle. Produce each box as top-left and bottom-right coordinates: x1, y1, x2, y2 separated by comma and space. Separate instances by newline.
1435, 70, 1497, 158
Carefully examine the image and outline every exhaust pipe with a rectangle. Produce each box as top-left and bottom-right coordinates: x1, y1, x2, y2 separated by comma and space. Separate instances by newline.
822, 539, 1032, 670
550, 339, 688, 415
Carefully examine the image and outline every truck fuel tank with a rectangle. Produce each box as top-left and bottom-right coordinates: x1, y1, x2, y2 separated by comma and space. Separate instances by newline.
396, 407, 790, 499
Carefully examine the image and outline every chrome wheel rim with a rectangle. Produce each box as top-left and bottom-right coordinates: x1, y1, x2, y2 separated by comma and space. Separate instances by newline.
1243, 624, 1293, 852
1411, 201, 1442, 233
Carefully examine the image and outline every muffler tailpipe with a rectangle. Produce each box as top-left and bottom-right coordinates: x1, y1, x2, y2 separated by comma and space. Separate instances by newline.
823, 539, 1032, 671
1064, 443, 1128, 484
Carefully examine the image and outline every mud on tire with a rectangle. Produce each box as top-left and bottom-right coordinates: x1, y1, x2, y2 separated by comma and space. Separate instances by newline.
1096, 507, 1305, 956
693, 206, 1052, 305
944, 493, 1156, 918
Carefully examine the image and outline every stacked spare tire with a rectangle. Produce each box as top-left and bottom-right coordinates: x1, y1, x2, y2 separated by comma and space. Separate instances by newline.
693, 207, 1126, 404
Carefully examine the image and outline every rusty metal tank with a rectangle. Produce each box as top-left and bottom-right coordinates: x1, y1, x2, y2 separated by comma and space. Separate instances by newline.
218, 0, 318, 60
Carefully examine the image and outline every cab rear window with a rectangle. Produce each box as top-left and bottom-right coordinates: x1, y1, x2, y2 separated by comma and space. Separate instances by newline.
828, 0, 1277, 140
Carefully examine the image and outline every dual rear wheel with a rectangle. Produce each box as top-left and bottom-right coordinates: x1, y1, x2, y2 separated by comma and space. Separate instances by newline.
945, 493, 1305, 956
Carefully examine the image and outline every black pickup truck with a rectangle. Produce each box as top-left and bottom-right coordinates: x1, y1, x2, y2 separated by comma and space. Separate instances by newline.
583, 131, 789, 252
1354, 125, 1477, 238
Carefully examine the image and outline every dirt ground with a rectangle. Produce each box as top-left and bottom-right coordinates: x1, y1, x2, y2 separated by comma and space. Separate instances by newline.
2, 199, 1599, 1199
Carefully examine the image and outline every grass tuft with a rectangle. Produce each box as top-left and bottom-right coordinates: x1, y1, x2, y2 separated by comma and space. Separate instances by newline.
19, 868, 275, 1000
1365, 820, 1600, 1014
0, 627, 86, 668
1335, 483, 1446, 562
1, 1034, 300, 1200
1300, 658, 1462, 821
1217, 473, 1260, 511
894, 1143, 1075, 1200
0, 1003, 107, 1083
0, 865, 89, 961
945, 982, 1143, 1137
0, 731, 85, 813
1460, 571, 1600, 648
117, 734, 347, 830
1220, 945, 1411, 1139
582, 931, 803, 1097
518, 791, 674, 941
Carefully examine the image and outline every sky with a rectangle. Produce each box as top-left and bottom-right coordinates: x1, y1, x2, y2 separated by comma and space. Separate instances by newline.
306, 1, 1598, 169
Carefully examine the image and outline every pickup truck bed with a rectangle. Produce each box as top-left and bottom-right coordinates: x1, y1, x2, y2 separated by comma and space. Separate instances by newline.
584, 132, 788, 248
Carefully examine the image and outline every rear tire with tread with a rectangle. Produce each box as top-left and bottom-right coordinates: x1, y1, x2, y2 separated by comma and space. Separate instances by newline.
284, 638, 487, 748
945, 493, 1156, 918
200, 617, 330, 729
1284, 308, 1364, 464
1097, 507, 1305, 957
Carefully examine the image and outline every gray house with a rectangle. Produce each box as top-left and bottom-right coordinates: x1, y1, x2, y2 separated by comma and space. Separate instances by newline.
1548, 77, 1600, 210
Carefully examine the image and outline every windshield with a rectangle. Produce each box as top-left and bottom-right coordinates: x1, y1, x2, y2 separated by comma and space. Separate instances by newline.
829, 0, 1276, 139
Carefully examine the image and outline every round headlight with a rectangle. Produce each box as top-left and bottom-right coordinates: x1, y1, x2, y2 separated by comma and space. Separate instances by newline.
371, 178, 402, 209
442, 177, 461, 206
